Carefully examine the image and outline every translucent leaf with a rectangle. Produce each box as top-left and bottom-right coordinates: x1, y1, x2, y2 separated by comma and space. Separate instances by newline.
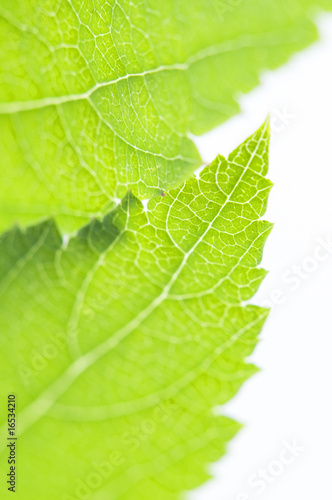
0, 0, 330, 229
0, 122, 272, 499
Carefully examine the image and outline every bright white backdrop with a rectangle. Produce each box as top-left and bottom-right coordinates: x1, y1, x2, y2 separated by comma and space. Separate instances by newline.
190, 13, 332, 500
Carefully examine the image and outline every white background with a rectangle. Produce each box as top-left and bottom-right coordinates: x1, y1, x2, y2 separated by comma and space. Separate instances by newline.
190, 13, 332, 500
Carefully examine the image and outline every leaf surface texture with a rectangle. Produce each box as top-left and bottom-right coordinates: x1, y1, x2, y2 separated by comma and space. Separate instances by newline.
0, 122, 272, 499
0, 0, 330, 229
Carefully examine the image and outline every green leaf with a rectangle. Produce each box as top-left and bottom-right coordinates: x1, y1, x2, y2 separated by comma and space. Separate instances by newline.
0, 122, 272, 499
0, 0, 329, 230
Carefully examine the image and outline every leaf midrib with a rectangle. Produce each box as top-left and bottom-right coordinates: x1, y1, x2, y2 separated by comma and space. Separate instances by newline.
0, 29, 301, 115
0, 121, 267, 448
